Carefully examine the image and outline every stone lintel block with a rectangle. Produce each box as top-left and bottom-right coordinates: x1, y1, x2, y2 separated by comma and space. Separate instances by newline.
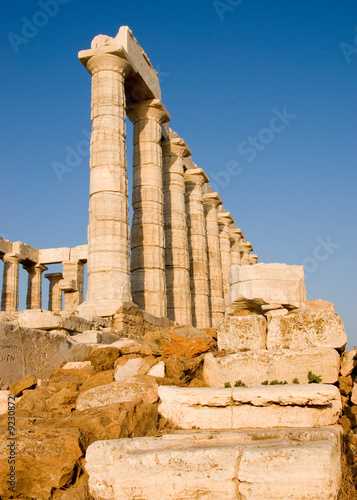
38, 247, 71, 265
11, 241, 39, 264
70, 245, 88, 262
267, 310, 348, 350
203, 347, 340, 387
0, 237, 12, 256
85, 428, 341, 499
158, 385, 341, 430
18, 310, 93, 332
218, 315, 267, 351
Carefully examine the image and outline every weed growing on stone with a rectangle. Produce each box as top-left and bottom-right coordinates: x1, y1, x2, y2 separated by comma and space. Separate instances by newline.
234, 380, 246, 387
293, 378, 300, 384
308, 371, 322, 384
224, 382, 231, 388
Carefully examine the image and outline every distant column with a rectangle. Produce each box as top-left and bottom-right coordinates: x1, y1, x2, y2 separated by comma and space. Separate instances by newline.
241, 241, 254, 265
162, 137, 192, 324
1, 254, 21, 312
203, 193, 225, 327
127, 99, 170, 317
45, 273, 63, 313
217, 212, 233, 310
60, 261, 85, 313
230, 228, 243, 266
249, 254, 258, 265
25, 263, 47, 310
82, 53, 132, 316
184, 168, 211, 328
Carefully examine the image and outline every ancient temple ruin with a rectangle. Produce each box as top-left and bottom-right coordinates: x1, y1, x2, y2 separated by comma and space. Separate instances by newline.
0, 26, 257, 328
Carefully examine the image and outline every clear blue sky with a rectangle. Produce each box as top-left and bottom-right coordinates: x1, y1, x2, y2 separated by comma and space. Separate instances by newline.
1, 1, 356, 345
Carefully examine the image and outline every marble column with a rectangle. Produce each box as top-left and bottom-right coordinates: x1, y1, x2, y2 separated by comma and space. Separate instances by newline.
184, 168, 211, 328
25, 263, 47, 310
217, 212, 233, 311
127, 99, 170, 318
162, 137, 192, 324
81, 53, 132, 316
1, 254, 21, 312
230, 228, 243, 266
203, 192, 225, 327
60, 261, 85, 313
45, 273, 63, 313
241, 241, 254, 265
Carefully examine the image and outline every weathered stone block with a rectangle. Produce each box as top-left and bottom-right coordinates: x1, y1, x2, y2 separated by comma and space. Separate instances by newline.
229, 263, 306, 314
218, 315, 267, 351
18, 310, 94, 332
267, 310, 347, 350
85, 428, 341, 500
340, 350, 357, 377
0, 390, 10, 415
203, 347, 340, 387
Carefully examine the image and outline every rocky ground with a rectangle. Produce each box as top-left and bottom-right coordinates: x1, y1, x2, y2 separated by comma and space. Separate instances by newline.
1, 324, 356, 499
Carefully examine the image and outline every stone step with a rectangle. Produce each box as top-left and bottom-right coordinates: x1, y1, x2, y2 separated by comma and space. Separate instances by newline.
85, 427, 341, 499
203, 347, 340, 387
158, 385, 341, 430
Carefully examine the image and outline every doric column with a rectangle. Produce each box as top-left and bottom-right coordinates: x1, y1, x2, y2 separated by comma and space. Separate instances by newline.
81, 53, 132, 316
162, 137, 192, 324
59, 261, 85, 313
203, 192, 225, 327
127, 99, 170, 318
45, 273, 63, 313
184, 168, 211, 328
1, 254, 21, 312
230, 228, 243, 266
25, 263, 47, 310
240, 241, 254, 265
217, 212, 233, 311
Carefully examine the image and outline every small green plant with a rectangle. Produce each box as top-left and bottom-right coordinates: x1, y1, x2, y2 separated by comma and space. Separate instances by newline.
293, 378, 300, 384
224, 382, 231, 388
234, 380, 246, 387
262, 380, 269, 385
308, 371, 322, 384
263, 380, 288, 386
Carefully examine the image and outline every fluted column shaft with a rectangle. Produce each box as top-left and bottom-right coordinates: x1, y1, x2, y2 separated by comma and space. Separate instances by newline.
230, 228, 243, 266
1, 254, 20, 312
45, 273, 63, 313
203, 193, 225, 327
162, 137, 192, 324
84, 53, 132, 315
25, 263, 47, 310
184, 169, 211, 328
218, 212, 233, 311
128, 99, 170, 317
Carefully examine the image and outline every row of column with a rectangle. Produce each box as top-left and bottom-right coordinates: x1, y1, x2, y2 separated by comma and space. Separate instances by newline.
83, 51, 257, 327
0, 256, 84, 313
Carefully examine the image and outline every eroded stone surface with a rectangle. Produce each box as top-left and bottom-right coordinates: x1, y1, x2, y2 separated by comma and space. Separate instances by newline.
218, 315, 267, 351
340, 350, 357, 377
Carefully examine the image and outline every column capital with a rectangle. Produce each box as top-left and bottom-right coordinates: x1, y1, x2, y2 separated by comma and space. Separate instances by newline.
127, 99, 170, 124
162, 137, 191, 158
217, 212, 233, 227
241, 241, 253, 252
250, 254, 258, 264
203, 192, 222, 209
2, 253, 21, 264
230, 228, 243, 240
184, 168, 209, 186
85, 53, 131, 77
45, 272, 63, 282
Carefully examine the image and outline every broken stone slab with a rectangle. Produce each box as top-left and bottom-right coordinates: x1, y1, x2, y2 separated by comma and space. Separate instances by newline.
0, 390, 10, 415
9, 374, 37, 397
229, 263, 306, 314
147, 361, 165, 377
0, 321, 91, 389
71, 331, 102, 344
306, 299, 335, 312
18, 310, 94, 332
114, 357, 145, 382
158, 385, 342, 430
217, 315, 267, 351
351, 383, 357, 405
108, 338, 142, 355
340, 350, 357, 377
62, 361, 92, 371
266, 310, 347, 350
85, 427, 341, 500
203, 347, 340, 387
76, 375, 159, 411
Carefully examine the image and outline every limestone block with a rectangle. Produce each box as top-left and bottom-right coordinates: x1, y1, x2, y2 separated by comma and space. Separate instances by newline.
218, 315, 267, 351
9, 374, 37, 396
38, 247, 71, 265
340, 350, 357, 377
0, 390, 9, 415
203, 347, 340, 387
62, 361, 92, 371
266, 310, 347, 350
70, 244, 88, 262
107, 338, 142, 355
85, 428, 340, 500
147, 361, 165, 377
18, 310, 93, 332
76, 375, 158, 411
229, 263, 306, 314
0, 236, 11, 255
114, 357, 144, 382
12, 241, 39, 263
71, 331, 102, 344
351, 383, 357, 405
158, 385, 341, 430
306, 299, 335, 312
0, 321, 91, 388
